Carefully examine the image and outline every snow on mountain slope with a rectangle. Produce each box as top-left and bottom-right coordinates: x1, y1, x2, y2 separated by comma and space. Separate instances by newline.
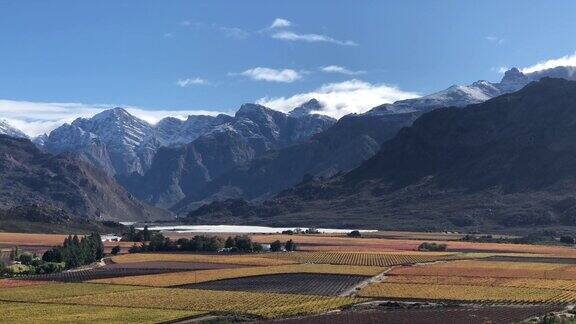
44, 103, 335, 178
155, 114, 233, 146
44, 107, 156, 175
0, 120, 28, 139
367, 66, 576, 116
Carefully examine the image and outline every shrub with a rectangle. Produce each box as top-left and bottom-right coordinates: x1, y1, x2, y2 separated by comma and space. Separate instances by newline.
111, 245, 121, 255
39, 262, 65, 274
417, 242, 447, 252
347, 230, 362, 238
18, 253, 34, 265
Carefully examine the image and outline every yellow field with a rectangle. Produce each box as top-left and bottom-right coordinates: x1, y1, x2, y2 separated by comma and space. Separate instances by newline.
50, 287, 365, 319
91, 263, 385, 286
358, 282, 576, 303
111, 252, 296, 266
0, 301, 204, 324
0, 282, 146, 302
390, 260, 576, 279
264, 251, 458, 267
387, 275, 576, 291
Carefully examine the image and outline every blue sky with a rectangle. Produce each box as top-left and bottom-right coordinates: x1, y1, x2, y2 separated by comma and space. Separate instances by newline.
1, 1, 576, 135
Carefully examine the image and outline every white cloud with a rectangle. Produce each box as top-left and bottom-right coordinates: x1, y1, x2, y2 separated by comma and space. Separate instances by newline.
521, 52, 576, 74
270, 18, 292, 29
272, 31, 357, 46
240, 67, 302, 83
485, 36, 505, 45
218, 26, 249, 39
176, 78, 210, 87
0, 99, 227, 137
490, 66, 509, 74
257, 79, 419, 119
321, 65, 365, 75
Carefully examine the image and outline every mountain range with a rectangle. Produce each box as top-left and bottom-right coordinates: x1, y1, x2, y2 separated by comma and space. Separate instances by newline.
188, 77, 576, 232
2, 66, 576, 231
169, 66, 576, 213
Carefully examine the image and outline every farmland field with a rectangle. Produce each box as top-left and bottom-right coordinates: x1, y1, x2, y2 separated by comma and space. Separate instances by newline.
0, 279, 49, 288
250, 234, 576, 256
51, 286, 366, 318
1, 230, 575, 322
24, 267, 192, 283
265, 251, 457, 267
111, 252, 296, 266
0, 301, 204, 324
261, 305, 563, 324
389, 260, 576, 279
358, 282, 576, 303
179, 273, 368, 295
386, 275, 576, 291
0, 282, 146, 302
90, 263, 385, 286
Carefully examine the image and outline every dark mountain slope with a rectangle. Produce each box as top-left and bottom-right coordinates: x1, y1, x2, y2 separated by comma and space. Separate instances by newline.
0, 135, 171, 222
119, 103, 335, 209
187, 78, 576, 232
174, 111, 419, 213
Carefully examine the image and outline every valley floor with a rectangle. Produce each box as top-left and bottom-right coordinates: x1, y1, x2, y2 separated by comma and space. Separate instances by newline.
0, 230, 575, 323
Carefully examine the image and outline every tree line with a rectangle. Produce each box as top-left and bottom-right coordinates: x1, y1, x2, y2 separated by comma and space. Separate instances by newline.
1, 232, 103, 277
42, 233, 104, 268
127, 231, 268, 253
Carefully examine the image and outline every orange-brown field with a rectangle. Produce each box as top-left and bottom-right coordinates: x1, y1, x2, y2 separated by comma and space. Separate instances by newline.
249, 234, 576, 256
389, 260, 576, 280
0, 279, 49, 288
0, 232, 134, 255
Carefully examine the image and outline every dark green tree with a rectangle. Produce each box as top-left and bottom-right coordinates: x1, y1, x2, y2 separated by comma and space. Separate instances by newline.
111, 245, 121, 255
285, 239, 297, 251
270, 240, 283, 252
142, 225, 151, 241
9, 246, 20, 261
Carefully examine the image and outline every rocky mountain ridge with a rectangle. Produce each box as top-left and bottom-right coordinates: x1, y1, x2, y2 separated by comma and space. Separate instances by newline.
41, 103, 335, 178
186, 78, 576, 232
0, 135, 171, 222
0, 120, 27, 139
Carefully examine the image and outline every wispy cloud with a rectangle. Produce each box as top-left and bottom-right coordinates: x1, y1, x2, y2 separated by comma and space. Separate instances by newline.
270, 18, 292, 29
218, 26, 249, 40
176, 78, 210, 87
257, 79, 418, 119
272, 31, 357, 46
485, 36, 505, 45
490, 66, 509, 74
321, 65, 365, 75
181, 20, 249, 40
239, 67, 302, 83
0, 100, 227, 137
521, 52, 576, 74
